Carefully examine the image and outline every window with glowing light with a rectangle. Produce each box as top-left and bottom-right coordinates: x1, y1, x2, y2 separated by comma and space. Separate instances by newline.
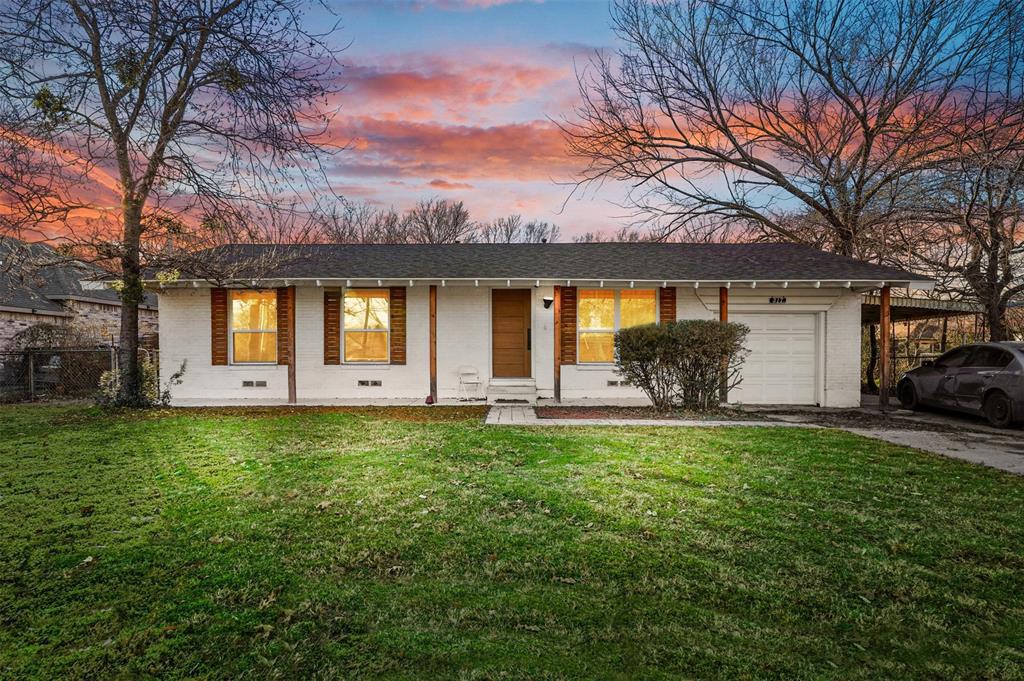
344, 289, 390, 362
231, 290, 277, 363
577, 289, 657, 363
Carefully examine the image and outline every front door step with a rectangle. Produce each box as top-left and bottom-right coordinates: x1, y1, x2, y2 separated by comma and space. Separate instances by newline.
487, 378, 537, 404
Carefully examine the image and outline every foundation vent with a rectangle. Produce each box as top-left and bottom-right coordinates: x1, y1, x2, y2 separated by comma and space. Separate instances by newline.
358, 380, 383, 387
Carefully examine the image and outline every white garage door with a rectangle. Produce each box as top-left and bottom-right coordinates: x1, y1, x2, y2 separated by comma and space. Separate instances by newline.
730, 314, 817, 405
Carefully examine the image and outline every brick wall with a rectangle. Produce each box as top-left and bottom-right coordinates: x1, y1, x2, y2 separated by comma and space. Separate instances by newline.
157, 284, 864, 407
0, 301, 159, 351
0, 310, 64, 350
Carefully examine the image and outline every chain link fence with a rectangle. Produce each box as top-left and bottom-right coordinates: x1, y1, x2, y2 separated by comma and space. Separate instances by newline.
0, 347, 158, 403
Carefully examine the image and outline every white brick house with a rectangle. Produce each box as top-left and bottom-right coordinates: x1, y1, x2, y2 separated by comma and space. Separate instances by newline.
152, 243, 931, 407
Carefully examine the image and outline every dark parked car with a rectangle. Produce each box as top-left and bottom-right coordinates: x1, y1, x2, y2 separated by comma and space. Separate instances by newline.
898, 342, 1024, 427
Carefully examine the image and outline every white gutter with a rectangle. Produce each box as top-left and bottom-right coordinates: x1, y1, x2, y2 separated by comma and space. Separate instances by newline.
147, 277, 934, 292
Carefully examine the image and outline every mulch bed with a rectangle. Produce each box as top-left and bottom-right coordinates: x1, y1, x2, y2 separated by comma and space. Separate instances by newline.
534, 406, 767, 421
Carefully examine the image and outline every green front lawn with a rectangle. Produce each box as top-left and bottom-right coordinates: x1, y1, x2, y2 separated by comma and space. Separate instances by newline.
1, 406, 1022, 679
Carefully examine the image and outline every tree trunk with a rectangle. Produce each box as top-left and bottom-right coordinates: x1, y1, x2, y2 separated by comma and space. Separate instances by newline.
116, 202, 146, 406
987, 299, 1008, 342
866, 324, 878, 393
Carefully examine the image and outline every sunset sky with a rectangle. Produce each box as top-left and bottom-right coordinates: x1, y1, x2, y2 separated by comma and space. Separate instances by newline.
320, 0, 626, 237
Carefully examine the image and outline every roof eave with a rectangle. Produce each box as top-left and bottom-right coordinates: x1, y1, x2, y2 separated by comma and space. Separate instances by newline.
146, 276, 934, 291
0, 304, 71, 317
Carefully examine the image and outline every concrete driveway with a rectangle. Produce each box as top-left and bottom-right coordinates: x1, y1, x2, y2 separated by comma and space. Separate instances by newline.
759, 404, 1024, 475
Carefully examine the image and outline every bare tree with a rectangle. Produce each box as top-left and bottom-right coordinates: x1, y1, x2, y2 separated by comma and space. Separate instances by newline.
478, 214, 561, 243
572, 225, 650, 243
322, 202, 410, 244
897, 5, 1024, 341
403, 198, 476, 244
0, 0, 343, 404
564, 0, 999, 255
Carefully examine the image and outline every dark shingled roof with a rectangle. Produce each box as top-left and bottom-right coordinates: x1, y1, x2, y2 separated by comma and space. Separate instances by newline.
1, 238, 156, 313
190, 242, 929, 283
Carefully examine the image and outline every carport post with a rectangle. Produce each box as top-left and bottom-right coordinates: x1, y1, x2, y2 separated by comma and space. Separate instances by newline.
879, 285, 891, 410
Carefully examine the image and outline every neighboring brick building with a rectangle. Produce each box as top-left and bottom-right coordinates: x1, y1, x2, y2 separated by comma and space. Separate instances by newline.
0, 239, 157, 350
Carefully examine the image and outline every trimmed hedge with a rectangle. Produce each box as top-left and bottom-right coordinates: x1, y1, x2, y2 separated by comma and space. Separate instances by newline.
615, 320, 749, 411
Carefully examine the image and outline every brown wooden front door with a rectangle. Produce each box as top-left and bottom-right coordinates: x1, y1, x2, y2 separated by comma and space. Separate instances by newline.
492, 289, 531, 378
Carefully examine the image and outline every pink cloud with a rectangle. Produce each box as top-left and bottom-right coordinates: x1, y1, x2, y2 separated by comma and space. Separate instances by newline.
347, 0, 543, 10
428, 179, 474, 190
329, 116, 578, 181
339, 54, 566, 124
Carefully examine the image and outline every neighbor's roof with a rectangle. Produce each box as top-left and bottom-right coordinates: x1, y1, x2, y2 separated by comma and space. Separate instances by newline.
171, 242, 930, 286
0, 238, 156, 313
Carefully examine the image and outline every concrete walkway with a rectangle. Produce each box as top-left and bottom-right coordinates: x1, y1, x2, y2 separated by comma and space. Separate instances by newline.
484, 405, 809, 428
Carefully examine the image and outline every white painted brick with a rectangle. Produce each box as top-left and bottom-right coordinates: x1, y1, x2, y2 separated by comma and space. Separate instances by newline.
158, 284, 864, 407
823, 290, 862, 407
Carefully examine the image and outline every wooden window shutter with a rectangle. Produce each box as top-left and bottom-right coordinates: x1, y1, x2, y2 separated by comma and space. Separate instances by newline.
276, 287, 293, 365
210, 288, 228, 365
323, 288, 341, 365
659, 287, 676, 323
389, 287, 407, 365
560, 286, 577, 365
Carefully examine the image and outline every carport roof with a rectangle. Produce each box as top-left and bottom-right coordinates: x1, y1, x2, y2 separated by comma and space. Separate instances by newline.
861, 294, 983, 324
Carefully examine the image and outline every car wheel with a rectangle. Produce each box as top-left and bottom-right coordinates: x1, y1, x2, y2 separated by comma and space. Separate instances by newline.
897, 380, 919, 410
983, 391, 1014, 428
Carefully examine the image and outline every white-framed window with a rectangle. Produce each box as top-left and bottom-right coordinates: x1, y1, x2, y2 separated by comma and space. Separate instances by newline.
577, 289, 657, 363
343, 289, 390, 363
230, 289, 277, 364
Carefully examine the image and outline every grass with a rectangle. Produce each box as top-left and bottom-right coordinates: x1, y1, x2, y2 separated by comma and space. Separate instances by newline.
0, 405, 1022, 680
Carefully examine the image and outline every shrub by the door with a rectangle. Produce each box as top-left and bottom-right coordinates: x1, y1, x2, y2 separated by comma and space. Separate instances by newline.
615, 320, 749, 411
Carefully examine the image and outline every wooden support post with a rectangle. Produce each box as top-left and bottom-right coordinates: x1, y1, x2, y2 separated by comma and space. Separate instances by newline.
287, 286, 297, 404
429, 284, 437, 403
866, 324, 878, 394
879, 285, 891, 410
719, 286, 729, 403
553, 286, 562, 402
940, 316, 948, 353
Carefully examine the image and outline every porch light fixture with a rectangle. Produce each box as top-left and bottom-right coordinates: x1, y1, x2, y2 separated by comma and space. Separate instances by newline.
542, 295, 554, 309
